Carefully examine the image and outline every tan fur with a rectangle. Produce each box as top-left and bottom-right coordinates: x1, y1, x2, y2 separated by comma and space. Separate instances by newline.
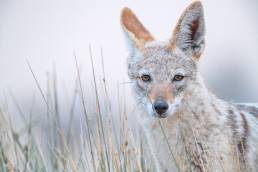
121, 7, 154, 50
148, 83, 174, 103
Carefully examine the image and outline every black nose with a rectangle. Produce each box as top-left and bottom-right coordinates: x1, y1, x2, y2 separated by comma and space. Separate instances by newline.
153, 99, 169, 115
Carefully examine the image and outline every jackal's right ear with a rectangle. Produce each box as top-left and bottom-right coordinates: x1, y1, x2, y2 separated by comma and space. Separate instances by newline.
168, 1, 205, 60
121, 7, 154, 60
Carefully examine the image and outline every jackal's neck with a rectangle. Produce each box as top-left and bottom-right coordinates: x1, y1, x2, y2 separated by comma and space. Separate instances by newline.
182, 75, 217, 112
179, 74, 227, 121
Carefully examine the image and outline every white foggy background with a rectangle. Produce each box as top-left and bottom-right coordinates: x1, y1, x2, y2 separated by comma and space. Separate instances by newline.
0, 0, 258, 120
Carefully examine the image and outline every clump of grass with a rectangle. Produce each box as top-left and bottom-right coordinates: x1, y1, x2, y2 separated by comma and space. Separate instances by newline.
0, 48, 154, 172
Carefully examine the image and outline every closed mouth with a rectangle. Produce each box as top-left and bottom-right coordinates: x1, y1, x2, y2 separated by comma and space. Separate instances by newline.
153, 112, 168, 118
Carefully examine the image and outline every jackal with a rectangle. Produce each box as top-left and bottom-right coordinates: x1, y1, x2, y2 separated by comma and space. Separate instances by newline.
120, 1, 258, 171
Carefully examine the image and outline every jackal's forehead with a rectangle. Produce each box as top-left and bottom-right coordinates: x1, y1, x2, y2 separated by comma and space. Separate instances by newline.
131, 45, 197, 79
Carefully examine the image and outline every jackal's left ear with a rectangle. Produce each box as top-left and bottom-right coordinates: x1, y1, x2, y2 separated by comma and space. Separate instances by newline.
168, 1, 205, 59
121, 7, 154, 59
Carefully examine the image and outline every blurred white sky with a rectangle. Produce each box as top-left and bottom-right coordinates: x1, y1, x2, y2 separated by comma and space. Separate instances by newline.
0, 0, 257, 109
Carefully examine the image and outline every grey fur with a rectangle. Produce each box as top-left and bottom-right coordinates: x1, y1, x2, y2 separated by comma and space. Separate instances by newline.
121, 1, 258, 171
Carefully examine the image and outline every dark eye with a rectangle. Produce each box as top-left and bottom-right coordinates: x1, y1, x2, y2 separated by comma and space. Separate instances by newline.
141, 74, 151, 82
173, 75, 184, 81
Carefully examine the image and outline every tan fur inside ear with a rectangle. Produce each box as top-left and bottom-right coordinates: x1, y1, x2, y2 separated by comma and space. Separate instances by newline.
121, 7, 154, 48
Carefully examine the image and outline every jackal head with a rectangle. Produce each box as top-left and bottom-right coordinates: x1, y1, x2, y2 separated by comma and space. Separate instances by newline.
121, 1, 205, 118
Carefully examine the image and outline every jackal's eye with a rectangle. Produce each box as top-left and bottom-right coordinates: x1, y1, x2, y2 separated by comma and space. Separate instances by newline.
173, 75, 184, 82
141, 74, 151, 82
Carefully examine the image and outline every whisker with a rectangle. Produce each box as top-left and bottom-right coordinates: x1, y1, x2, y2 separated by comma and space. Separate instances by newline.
119, 81, 133, 85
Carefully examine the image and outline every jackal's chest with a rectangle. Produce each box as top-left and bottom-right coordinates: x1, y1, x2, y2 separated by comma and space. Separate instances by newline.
143, 117, 238, 172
